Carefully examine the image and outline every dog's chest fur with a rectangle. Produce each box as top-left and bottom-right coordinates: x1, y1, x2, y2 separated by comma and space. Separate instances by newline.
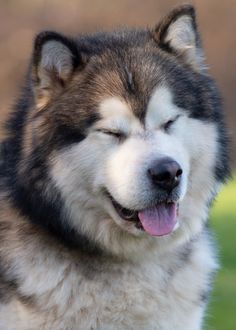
0, 231, 215, 330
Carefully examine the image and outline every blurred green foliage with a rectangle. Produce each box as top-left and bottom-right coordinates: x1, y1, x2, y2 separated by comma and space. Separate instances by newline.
206, 175, 236, 330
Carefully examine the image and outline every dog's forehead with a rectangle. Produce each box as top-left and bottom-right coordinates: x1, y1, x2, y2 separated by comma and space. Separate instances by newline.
99, 98, 133, 120
98, 97, 141, 131
145, 86, 182, 128
97, 86, 181, 129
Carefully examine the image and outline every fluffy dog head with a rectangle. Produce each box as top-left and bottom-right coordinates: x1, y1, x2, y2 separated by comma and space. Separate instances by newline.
5, 5, 229, 258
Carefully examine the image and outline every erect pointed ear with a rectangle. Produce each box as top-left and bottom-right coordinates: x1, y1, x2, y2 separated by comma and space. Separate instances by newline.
32, 31, 83, 110
153, 5, 205, 72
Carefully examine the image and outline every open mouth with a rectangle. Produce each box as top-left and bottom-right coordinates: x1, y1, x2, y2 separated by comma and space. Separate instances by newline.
107, 192, 179, 236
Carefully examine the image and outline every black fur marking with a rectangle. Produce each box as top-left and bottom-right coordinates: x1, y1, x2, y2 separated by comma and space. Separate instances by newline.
52, 112, 99, 148
54, 124, 86, 147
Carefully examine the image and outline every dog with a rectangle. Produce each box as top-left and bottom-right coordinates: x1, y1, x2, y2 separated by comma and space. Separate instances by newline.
0, 4, 230, 330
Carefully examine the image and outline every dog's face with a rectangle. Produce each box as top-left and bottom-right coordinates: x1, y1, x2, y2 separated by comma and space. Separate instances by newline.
19, 5, 228, 256
54, 88, 190, 237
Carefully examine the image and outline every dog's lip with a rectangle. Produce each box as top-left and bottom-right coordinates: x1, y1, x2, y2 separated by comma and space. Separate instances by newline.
105, 189, 179, 231
108, 192, 139, 222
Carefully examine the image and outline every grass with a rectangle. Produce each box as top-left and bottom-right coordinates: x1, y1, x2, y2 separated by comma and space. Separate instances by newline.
205, 175, 236, 330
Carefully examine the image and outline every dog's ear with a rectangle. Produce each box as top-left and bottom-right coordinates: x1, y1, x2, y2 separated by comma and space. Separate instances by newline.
153, 5, 205, 71
32, 31, 84, 110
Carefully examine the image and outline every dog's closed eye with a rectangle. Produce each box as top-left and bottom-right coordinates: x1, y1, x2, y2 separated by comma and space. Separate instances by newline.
162, 115, 181, 132
96, 129, 126, 141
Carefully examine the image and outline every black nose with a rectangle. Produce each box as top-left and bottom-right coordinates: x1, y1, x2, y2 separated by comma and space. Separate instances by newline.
147, 157, 182, 191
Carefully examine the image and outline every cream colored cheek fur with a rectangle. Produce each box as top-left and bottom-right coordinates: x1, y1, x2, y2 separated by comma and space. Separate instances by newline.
50, 135, 111, 204
176, 117, 219, 240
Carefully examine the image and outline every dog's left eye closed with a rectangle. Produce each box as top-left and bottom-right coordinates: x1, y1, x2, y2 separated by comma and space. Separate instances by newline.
162, 115, 180, 132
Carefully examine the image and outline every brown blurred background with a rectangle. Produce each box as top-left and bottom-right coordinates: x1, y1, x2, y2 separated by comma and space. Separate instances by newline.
0, 0, 235, 165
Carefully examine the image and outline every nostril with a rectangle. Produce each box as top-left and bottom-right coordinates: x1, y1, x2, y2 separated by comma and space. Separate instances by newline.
176, 168, 182, 178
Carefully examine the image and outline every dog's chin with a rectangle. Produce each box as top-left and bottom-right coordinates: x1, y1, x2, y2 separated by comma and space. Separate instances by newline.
105, 190, 180, 237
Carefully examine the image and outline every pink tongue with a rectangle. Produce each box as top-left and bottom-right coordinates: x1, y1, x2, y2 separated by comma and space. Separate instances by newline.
138, 203, 177, 236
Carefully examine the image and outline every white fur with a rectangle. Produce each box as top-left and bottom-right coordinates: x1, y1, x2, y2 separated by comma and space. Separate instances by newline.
1, 86, 219, 329
0, 232, 217, 330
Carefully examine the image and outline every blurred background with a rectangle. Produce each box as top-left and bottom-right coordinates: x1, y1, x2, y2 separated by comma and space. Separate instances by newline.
0, 1, 235, 329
